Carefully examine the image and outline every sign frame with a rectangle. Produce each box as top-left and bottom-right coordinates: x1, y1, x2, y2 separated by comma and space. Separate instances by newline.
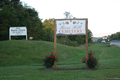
9, 27, 27, 40
56, 19, 86, 35
54, 18, 88, 68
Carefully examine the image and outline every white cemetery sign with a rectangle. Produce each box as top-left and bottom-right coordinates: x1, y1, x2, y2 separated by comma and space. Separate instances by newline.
56, 19, 86, 35
54, 19, 88, 68
9, 27, 27, 40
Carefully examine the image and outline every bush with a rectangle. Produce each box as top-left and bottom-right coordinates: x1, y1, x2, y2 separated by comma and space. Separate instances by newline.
81, 50, 100, 68
42, 52, 57, 68
68, 41, 78, 46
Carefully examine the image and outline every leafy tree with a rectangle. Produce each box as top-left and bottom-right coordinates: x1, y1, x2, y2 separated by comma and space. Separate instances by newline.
0, 0, 43, 40
88, 29, 93, 43
109, 32, 120, 41
116, 32, 120, 40
0, 0, 11, 7
0, 0, 93, 44
42, 19, 54, 41
42, 19, 54, 29
0, 5, 18, 40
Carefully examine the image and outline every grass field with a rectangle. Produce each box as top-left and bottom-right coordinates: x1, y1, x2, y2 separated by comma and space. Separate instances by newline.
0, 40, 120, 80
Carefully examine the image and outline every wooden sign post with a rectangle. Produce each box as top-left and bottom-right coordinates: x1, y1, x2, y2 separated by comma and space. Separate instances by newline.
54, 19, 57, 68
54, 19, 88, 68
85, 19, 88, 68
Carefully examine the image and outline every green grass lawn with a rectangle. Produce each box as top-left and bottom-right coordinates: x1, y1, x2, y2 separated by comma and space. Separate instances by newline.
0, 40, 120, 80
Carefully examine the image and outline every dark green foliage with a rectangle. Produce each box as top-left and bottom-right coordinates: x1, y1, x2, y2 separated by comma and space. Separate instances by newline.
81, 50, 99, 68
42, 27, 54, 41
42, 52, 57, 68
0, 0, 43, 40
87, 54, 98, 68
0, 0, 93, 45
109, 32, 120, 41
68, 41, 78, 46
57, 29, 93, 46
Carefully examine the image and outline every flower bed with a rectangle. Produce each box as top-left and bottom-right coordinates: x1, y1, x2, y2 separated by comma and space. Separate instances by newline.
42, 52, 57, 68
81, 50, 100, 68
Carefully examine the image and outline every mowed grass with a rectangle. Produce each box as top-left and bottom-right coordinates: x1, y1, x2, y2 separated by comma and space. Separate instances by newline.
0, 40, 120, 80
0, 40, 85, 66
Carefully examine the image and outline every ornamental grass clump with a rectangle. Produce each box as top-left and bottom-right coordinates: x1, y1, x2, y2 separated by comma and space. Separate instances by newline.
81, 50, 100, 68
42, 52, 57, 68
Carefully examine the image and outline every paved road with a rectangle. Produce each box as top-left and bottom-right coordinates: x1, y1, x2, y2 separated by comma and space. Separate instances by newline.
110, 41, 120, 47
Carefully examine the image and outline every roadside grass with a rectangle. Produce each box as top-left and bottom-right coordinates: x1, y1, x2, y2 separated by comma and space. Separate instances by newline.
0, 40, 120, 80
0, 40, 85, 66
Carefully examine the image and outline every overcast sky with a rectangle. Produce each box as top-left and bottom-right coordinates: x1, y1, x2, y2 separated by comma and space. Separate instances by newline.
20, 0, 120, 37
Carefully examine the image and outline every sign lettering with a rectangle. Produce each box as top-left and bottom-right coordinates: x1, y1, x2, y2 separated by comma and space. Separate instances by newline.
56, 20, 86, 35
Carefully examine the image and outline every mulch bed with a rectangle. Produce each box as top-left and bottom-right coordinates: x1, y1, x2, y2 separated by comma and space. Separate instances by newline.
40, 68, 97, 71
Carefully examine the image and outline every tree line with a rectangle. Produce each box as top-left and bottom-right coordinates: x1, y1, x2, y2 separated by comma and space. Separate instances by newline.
0, 0, 93, 46
108, 32, 120, 41
97, 32, 120, 43
0, 0, 44, 40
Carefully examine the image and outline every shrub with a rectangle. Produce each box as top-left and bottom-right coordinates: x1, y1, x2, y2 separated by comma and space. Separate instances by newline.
68, 41, 78, 46
81, 50, 100, 68
42, 52, 57, 68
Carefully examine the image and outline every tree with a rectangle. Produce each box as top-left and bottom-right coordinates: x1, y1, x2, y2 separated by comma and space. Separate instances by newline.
42, 19, 54, 42
0, 0, 43, 40
0, 5, 18, 40
88, 29, 93, 43
42, 19, 54, 29
109, 32, 120, 41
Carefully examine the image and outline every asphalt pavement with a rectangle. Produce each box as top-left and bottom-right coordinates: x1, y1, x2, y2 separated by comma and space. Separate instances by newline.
110, 41, 120, 47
